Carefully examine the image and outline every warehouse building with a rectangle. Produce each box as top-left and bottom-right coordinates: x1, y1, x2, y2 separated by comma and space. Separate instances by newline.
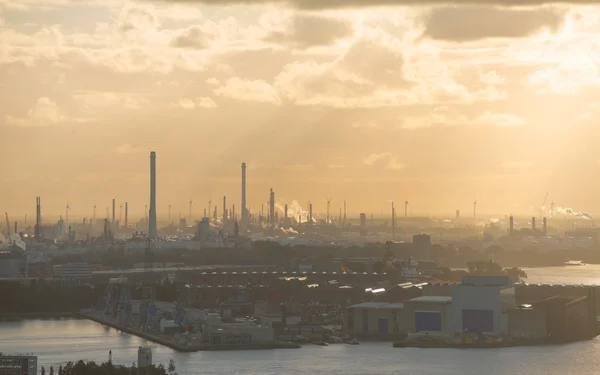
448, 275, 515, 335
343, 302, 404, 338
402, 296, 452, 333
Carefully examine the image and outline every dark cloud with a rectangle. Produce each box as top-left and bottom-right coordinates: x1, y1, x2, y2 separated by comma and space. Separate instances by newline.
423, 7, 566, 41
143, 0, 600, 10
266, 15, 353, 48
170, 26, 212, 49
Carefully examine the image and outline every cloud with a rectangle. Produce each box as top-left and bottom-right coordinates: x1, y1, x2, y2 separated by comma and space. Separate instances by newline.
363, 152, 407, 170
266, 14, 354, 48
214, 77, 281, 104
137, 1, 600, 9
274, 39, 411, 107
475, 112, 526, 127
176, 96, 218, 109
422, 6, 566, 41
5, 97, 68, 127
170, 25, 213, 49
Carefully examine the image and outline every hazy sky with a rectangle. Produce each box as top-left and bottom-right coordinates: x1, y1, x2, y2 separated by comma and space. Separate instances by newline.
2, 0, 600, 219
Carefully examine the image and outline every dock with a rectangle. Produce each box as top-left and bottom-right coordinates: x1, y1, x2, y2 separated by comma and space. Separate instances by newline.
80, 311, 300, 352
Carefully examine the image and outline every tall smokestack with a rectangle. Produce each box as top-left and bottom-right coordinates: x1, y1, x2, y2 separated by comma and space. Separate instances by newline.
269, 188, 275, 227
125, 202, 128, 229
112, 198, 115, 225
309, 203, 313, 226
284, 204, 288, 219
148, 151, 157, 239
241, 163, 247, 230
343, 200, 347, 227
543, 217, 547, 235
35, 197, 41, 239
509, 216, 514, 236
531, 217, 536, 232
223, 196, 227, 222
391, 202, 395, 239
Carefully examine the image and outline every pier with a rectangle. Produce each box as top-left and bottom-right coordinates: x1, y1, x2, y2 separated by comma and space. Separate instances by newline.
80, 311, 300, 352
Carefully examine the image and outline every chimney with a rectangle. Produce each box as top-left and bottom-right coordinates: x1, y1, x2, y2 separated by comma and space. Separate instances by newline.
148, 151, 158, 239
456, 210, 460, 219
35, 196, 41, 239
124, 202, 128, 229
269, 188, 275, 227
309, 204, 313, 226
241, 162, 247, 230
232, 204, 236, 221
284, 204, 288, 219
531, 217, 536, 232
223, 196, 227, 222
112, 198, 116, 225
509, 216, 514, 236
14, 221, 17, 234
543, 217, 547, 235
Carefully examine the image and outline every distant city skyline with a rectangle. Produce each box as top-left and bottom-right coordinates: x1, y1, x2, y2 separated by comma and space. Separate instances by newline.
3, 1, 600, 217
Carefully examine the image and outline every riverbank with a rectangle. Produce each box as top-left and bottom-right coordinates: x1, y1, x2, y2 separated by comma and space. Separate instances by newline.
0, 312, 76, 321
80, 311, 300, 352
392, 336, 596, 349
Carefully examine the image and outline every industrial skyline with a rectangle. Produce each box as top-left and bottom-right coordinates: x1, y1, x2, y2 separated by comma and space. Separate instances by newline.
8, 152, 594, 228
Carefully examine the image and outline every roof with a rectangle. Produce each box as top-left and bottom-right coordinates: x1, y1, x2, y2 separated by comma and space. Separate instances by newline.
347, 302, 404, 309
405, 296, 452, 304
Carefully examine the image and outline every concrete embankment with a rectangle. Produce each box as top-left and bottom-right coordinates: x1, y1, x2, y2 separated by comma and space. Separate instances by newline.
80, 312, 300, 352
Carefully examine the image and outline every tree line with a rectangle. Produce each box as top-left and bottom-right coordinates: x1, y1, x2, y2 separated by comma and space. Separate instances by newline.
39, 359, 178, 375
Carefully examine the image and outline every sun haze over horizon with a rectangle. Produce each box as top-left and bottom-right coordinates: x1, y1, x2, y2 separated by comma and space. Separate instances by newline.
2, 0, 600, 219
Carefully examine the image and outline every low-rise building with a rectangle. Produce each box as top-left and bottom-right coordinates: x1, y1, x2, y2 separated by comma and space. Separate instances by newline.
448, 275, 515, 335
0, 355, 37, 375
343, 302, 404, 337
402, 296, 453, 333
202, 320, 275, 345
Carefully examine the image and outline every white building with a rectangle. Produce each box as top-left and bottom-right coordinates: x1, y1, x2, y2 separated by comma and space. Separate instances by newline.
137, 347, 152, 368
0, 355, 37, 375
448, 275, 515, 335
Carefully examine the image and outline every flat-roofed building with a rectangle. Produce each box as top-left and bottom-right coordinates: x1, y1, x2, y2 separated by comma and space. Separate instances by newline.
402, 296, 453, 333
0, 355, 37, 375
343, 302, 405, 337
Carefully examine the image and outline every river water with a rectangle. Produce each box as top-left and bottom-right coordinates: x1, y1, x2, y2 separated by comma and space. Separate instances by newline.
2, 265, 600, 375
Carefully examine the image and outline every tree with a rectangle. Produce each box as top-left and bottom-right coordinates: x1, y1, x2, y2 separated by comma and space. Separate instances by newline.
50, 366, 54, 375
59, 365, 63, 375
167, 359, 176, 374
42, 366, 46, 375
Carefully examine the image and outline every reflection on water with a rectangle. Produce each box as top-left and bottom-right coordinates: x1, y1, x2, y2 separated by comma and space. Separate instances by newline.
524, 264, 600, 285
1, 266, 600, 375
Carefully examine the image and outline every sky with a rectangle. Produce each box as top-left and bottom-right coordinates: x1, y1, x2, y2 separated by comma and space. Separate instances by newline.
2, 0, 600, 220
